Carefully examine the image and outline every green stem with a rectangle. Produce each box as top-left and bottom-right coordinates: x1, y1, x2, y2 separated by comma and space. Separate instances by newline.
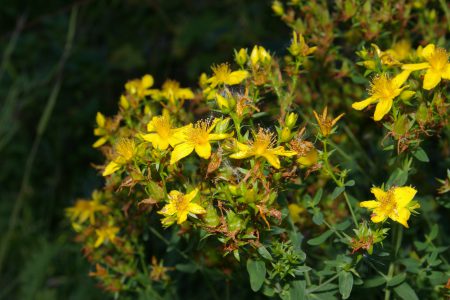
306, 273, 339, 294
343, 192, 358, 227
384, 224, 403, 300
323, 140, 358, 227
323, 220, 345, 240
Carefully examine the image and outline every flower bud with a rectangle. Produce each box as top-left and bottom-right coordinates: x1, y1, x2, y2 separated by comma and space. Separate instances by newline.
297, 148, 318, 167
235, 48, 248, 66
280, 127, 292, 142
271, 1, 284, 16
120, 95, 129, 110
400, 90, 415, 102
285, 112, 298, 128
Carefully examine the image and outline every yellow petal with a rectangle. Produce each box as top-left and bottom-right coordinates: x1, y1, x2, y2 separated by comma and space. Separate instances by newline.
208, 133, 231, 141
178, 88, 195, 99
370, 211, 387, 223
423, 69, 442, 90
184, 188, 199, 202
93, 136, 108, 148
159, 202, 177, 216
402, 62, 430, 71
170, 143, 195, 164
352, 96, 376, 110
373, 99, 393, 121
230, 150, 252, 160
271, 147, 297, 157
96, 112, 106, 127
421, 44, 435, 59
195, 142, 212, 159
360, 200, 380, 209
177, 211, 189, 224
390, 208, 410, 228
188, 203, 206, 214
236, 141, 250, 151
441, 64, 450, 79
392, 70, 411, 88
142, 74, 154, 88
94, 235, 104, 248
393, 186, 417, 208
262, 152, 281, 169
371, 187, 386, 201
102, 161, 121, 176
141, 133, 169, 150
225, 70, 249, 85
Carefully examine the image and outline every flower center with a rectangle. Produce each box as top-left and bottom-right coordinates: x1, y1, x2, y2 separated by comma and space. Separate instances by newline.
153, 116, 172, 138
115, 138, 135, 161
174, 195, 189, 213
428, 48, 448, 71
370, 74, 396, 101
211, 63, 232, 82
186, 120, 210, 146
378, 189, 397, 216
252, 129, 274, 155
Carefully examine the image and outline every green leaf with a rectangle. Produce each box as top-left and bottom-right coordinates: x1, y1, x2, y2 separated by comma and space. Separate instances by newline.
393, 282, 418, 300
387, 273, 406, 287
307, 230, 333, 246
312, 211, 324, 225
257, 246, 273, 261
427, 224, 439, 241
293, 266, 312, 275
313, 188, 323, 206
175, 263, 198, 273
412, 147, 429, 162
339, 271, 353, 299
362, 276, 386, 288
290, 280, 306, 300
345, 180, 355, 186
247, 259, 266, 292
330, 186, 345, 200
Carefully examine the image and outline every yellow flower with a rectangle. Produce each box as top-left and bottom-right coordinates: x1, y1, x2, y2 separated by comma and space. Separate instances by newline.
207, 63, 248, 88
94, 225, 119, 248
158, 188, 206, 226
170, 119, 231, 164
141, 115, 185, 150
125, 74, 154, 98
230, 128, 296, 169
288, 31, 317, 57
66, 198, 109, 225
351, 70, 411, 121
360, 186, 420, 228
152, 79, 194, 103
387, 39, 411, 61
250, 45, 272, 66
103, 138, 137, 176
288, 203, 305, 224
403, 44, 450, 90
313, 106, 345, 136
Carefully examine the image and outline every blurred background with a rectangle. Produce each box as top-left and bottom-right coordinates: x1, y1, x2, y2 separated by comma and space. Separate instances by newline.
0, 0, 288, 298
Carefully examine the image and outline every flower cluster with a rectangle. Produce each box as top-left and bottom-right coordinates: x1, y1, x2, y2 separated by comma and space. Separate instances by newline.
67, 2, 449, 298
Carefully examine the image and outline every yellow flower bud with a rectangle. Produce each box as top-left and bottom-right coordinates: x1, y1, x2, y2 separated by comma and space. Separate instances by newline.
297, 148, 318, 167
120, 95, 129, 110
280, 127, 292, 142
400, 90, 415, 102
235, 48, 248, 66
271, 1, 284, 16
285, 112, 298, 128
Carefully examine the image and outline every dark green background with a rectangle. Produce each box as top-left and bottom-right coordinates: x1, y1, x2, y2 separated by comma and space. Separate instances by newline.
0, 0, 288, 298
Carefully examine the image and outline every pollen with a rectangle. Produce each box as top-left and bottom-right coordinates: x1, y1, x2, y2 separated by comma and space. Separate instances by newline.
211, 63, 232, 82
369, 74, 396, 101
252, 128, 275, 155
115, 138, 136, 161
428, 47, 448, 71
185, 120, 211, 146
152, 116, 171, 138
377, 188, 397, 216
